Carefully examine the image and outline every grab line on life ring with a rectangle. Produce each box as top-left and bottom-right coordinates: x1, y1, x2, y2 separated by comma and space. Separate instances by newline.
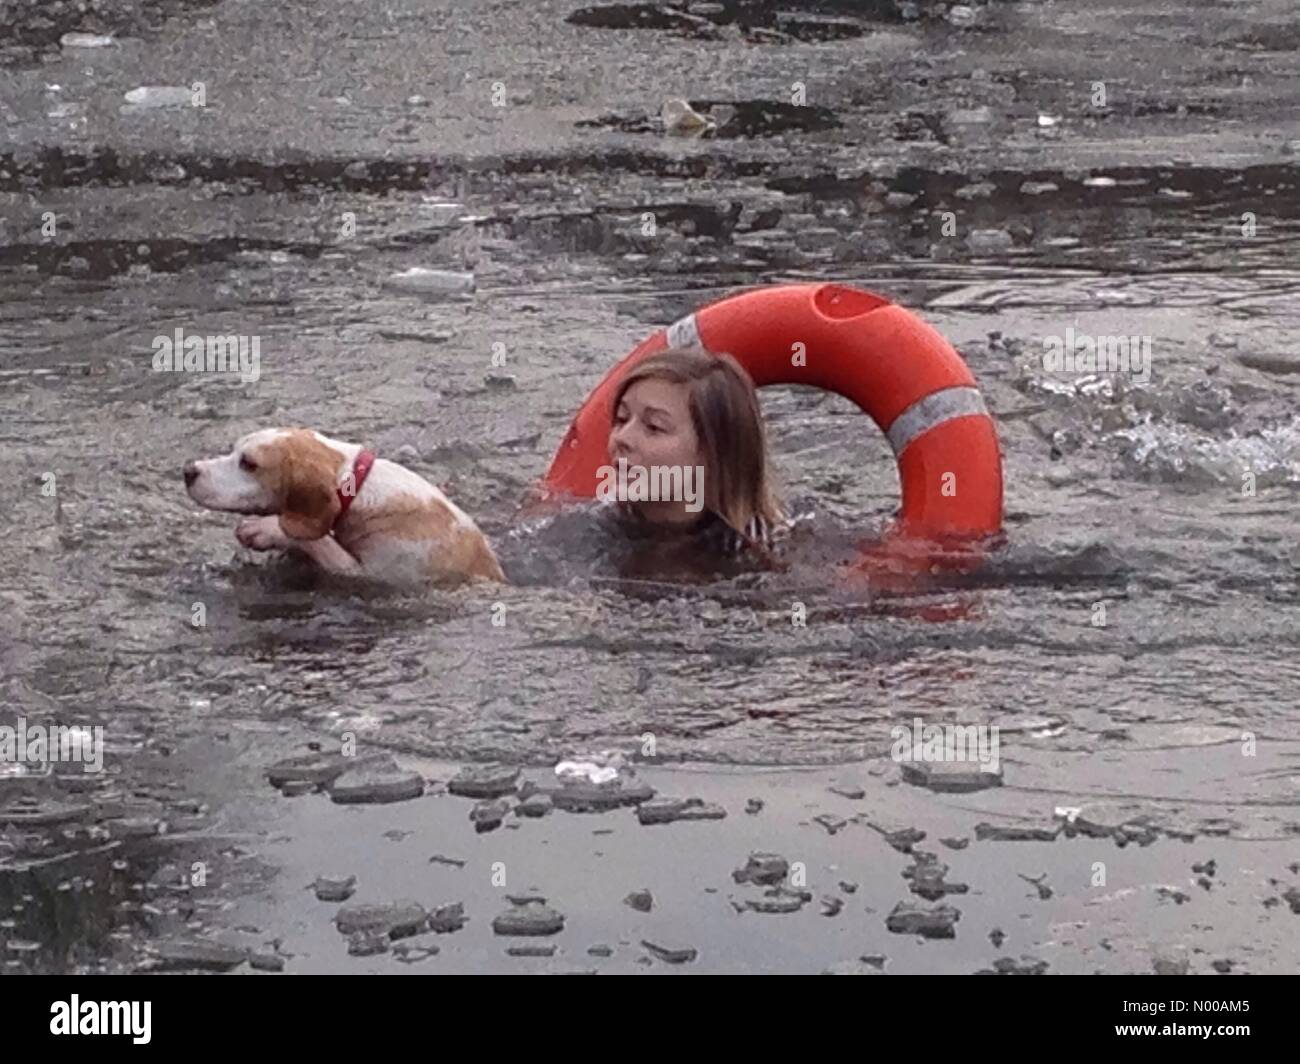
539, 282, 1004, 576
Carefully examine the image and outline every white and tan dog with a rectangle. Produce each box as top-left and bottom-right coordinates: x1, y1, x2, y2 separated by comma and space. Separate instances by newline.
184, 428, 504, 584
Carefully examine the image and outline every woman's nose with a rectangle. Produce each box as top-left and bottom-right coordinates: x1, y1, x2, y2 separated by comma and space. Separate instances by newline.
610, 422, 635, 453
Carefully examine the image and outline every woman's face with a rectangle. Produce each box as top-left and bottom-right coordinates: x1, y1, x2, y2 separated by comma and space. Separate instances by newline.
609, 377, 701, 472
608, 377, 706, 526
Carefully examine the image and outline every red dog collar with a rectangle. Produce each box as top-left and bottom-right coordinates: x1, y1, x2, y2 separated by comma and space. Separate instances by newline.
335, 448, 376, 523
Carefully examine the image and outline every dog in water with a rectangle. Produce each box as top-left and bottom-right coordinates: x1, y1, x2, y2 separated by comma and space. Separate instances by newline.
184, 428, 504, 584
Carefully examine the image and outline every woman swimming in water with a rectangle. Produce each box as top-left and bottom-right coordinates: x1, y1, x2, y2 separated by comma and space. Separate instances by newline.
508, 347, 787, 582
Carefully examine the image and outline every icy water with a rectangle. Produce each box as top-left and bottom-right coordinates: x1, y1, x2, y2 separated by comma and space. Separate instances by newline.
1, 0, 1298, 973
5, 162, 1297, 765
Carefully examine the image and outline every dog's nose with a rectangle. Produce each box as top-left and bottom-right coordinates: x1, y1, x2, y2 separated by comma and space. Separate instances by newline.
183, 463, 199, 488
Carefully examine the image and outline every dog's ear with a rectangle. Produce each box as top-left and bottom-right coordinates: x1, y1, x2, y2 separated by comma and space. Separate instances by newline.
278, 433, 342, 541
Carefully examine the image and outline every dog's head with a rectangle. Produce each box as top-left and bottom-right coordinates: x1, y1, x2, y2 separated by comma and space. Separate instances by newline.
184, 428, 344, 539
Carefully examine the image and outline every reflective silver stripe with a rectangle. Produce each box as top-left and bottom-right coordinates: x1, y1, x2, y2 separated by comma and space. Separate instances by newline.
886, 386, 989, 456
665, 313, 702, 350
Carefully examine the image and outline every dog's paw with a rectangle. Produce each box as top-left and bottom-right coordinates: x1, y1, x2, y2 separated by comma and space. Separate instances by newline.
236, 516, 288, 551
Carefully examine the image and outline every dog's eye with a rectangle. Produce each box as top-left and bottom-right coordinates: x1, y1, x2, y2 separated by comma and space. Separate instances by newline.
239, 455, 258, 472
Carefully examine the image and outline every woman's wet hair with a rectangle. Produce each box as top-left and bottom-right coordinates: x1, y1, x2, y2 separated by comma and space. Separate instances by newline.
611, 347, 783, 537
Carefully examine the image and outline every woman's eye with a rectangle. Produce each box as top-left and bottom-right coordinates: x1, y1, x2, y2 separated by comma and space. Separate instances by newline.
239, 455, 258, 472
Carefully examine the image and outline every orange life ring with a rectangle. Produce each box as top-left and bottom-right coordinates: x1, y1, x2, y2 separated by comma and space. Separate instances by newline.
540, 283, 1003, 577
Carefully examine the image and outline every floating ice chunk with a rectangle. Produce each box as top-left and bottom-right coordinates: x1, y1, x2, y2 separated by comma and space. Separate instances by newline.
555, 761, 619, 785
123, 86, 194, 109
661, 98, 715, 137
383, 267, 475, 298
967, 228, 1014, 254
418, 199, 466, 227
947, 106, 993, 125
709, 104, 736, 131
555, 750, 627, 786
61, 33, 114, 48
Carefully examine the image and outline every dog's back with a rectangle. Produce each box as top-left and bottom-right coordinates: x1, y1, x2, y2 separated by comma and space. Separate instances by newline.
337, 457, 504, 584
